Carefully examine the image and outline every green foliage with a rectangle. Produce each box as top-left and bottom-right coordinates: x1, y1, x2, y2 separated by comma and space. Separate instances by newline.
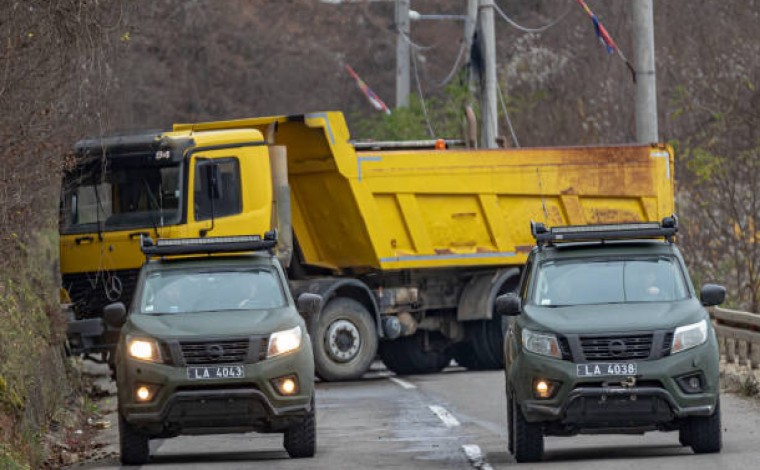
686, 147, 724, 183
350, 81, 472, 141
0, 444, 30, 470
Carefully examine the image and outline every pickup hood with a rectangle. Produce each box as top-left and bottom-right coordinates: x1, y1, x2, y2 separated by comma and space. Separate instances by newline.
126, 308, 298, 339
521, 298, 707, 334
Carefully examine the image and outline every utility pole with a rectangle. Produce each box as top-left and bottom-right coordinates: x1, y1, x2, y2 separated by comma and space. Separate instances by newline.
395, 0, 411, 108
479, 0, 498, 149
632, 0, 658, 143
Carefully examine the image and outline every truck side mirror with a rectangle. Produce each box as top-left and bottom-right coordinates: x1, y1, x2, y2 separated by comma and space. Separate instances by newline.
200, 162, 222, 200
700, 284, 726, 307
103, 302, 127, 328
297, 293, 323, 318
495, 293, 521, 316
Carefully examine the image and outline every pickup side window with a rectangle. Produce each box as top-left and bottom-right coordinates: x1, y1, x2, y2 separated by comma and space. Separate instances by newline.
194, 158, 242, 221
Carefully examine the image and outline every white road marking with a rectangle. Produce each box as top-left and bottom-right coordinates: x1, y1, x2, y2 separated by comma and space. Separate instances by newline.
462, 444, 494, 470
428, 405, 461, 427
389, 377, 416, 389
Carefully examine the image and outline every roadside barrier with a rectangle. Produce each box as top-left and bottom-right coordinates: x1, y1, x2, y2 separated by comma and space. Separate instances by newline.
710, 307, 760, 369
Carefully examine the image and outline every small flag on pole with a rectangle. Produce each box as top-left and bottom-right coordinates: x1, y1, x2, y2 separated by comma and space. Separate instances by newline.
576, 0, 636, 81
345, 64, 391, 115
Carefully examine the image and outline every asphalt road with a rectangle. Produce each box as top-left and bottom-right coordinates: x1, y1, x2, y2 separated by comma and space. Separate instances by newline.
73, 362, 760, 469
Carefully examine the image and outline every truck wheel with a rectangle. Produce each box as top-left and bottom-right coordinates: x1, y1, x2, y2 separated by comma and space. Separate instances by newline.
284, 396, 316, 458
688, 398, 722, 454
451, 342, 483, 370
314, 298, 378, 381
469, 316, 507, 370
119, 414, 149, 466
512, 395, 543, 462
378, 332, 451, 375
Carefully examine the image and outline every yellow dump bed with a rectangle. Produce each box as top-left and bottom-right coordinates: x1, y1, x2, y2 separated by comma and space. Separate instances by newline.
175, 111, 675, 272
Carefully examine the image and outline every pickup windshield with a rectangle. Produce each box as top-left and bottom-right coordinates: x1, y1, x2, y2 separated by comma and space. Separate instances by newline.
60, 153, 181, 234
533, 257, 689, 306
140, 269, 286, 314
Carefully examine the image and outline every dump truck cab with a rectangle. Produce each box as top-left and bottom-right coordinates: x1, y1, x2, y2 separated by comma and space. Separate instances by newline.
105, 235, 321, 465
61, 127, 276, 354
500, 218, 725, 462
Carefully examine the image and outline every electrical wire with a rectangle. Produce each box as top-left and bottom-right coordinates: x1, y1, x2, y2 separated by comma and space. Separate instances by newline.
432, 40, 467, 88
493, 0, 572, 33
497, 82, 520, 147
397, 27, 435, 51
411, 51, 436, 137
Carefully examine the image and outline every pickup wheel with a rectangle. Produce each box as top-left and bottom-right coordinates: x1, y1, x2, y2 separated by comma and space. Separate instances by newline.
314, 298, 378, 381
512, 396, 543, 463
283, 396, 316, 458
688, 398, 722, 454
119, 414, 150, 466
378, 332, 452, 375
506, 390, 515, 454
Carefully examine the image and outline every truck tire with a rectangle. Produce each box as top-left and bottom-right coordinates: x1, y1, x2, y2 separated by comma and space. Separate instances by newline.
284, 396, 316, 458
468, 315, 507, 370
688, 398, 722, 454
314, 298, 378, 381
119, 414, 149, 466
512, 395, 543, 463
378, 332, 451, 375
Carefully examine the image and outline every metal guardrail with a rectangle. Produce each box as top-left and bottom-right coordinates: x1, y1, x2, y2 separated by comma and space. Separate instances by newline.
710, 307, 760, 369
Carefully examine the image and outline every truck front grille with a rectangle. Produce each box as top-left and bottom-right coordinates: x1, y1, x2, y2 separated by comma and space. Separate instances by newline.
63, 269, 140, 316
579, 334, 653, 360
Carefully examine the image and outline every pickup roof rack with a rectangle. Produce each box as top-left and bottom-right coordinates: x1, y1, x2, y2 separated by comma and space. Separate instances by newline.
141, 232, 277, 257
531, 216, 678, 248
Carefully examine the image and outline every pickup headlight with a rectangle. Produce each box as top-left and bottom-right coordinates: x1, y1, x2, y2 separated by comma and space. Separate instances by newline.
671, 319, 708, 354
268, 326, 302, 358
127, 336, 162, 363
522, 328, 562, 359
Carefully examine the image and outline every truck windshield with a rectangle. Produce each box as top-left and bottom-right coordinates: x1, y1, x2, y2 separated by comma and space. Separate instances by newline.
60, 154, 181, 234
140, 269, 286, 314
533, 257, 689, 306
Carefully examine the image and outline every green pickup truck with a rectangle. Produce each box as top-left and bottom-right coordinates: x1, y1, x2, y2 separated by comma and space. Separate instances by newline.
103, 235, 322, 465
499, 218, 725, 462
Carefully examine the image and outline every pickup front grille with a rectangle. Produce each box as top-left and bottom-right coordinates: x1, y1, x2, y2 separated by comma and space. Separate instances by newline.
579, 334, 653, 360
180, 339, 250, 365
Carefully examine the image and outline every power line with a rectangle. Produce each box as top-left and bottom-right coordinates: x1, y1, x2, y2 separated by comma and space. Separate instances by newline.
493, 0, 571, 33
497, 82, 520, 147
411, 51, 435, 137
433, 40, 467, 88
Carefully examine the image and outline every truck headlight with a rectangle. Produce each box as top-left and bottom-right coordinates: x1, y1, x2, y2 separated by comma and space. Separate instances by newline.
268, 326, 302, 358
671, 319, 708, 354
522, 328, 562, 359
127, 336, 162, 363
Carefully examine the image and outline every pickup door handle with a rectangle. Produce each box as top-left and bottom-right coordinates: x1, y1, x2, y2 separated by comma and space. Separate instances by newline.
129, 232, 151, 240
75, 236, 94, 245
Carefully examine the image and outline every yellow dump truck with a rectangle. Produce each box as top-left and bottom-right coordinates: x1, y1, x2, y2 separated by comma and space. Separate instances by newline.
60, 111, 675, 380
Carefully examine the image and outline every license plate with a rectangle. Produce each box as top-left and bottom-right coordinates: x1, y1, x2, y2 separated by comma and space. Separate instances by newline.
576, 362, 637, 377
187, 365, 245, 380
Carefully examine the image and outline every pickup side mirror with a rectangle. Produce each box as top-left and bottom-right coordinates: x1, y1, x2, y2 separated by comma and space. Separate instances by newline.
297, 293, 323, 318
700, 284, 726, 307
495, 293, 522, 316
103, 302, 127, 328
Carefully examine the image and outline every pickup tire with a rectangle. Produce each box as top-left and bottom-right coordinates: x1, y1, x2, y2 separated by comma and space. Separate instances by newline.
688, 398, 722, 454
283, 397, 316, 458
314, 298, 378, 381
379, 332, 451, 375
511, 395, 543, 463
119, 414, 150, 466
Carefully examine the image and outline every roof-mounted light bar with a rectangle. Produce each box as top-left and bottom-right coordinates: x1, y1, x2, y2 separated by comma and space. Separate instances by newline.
532, 216, 678, 248
141, 232, 277, 257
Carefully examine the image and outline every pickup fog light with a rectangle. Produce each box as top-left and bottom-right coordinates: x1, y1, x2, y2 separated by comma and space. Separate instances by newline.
671, 319, 708, 354
676, 372, 705, 394
522, 328, 562, 359
533, 378, 559, 399
127, 336, 162, 363
272, 375, 299, 396
268, 326, 302, 358
135, 384, 159, 402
